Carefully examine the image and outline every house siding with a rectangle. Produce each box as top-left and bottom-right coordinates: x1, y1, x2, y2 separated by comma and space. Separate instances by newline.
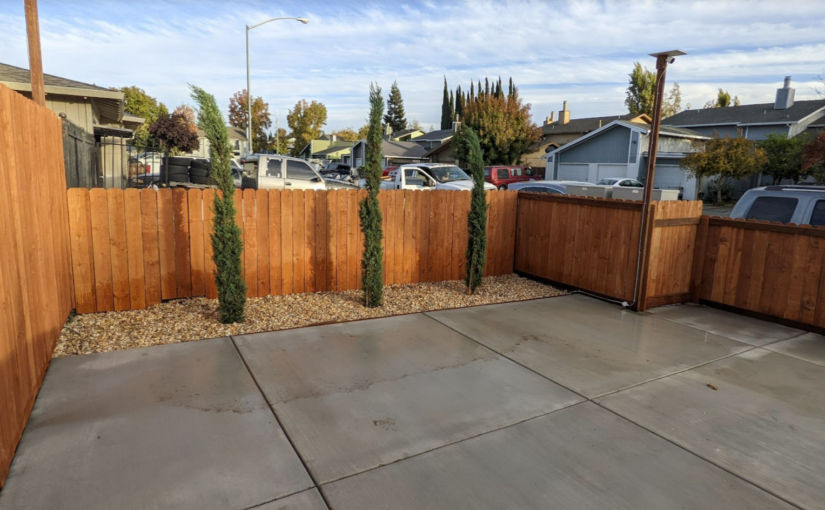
558, 125, 629, 164
45, 96, 95, 133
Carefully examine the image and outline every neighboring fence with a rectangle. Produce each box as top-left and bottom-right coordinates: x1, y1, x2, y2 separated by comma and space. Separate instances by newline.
692, 216, 825, 329
62, 118, 97, 188
66, 188, 517, 313
0, 84, 74, 487
514, 194, 702, 311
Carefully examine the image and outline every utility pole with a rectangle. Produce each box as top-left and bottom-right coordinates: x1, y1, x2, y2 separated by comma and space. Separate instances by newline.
24, 0, 45, 106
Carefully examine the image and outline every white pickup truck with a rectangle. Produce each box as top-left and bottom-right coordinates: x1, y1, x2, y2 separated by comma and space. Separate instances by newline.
376, 163, 496, 191
241, 154, 356, 190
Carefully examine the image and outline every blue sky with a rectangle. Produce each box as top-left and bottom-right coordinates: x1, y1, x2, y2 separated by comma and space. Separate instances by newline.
1, 0, 824, 132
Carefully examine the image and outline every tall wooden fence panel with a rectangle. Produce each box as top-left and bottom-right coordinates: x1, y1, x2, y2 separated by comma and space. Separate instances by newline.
692, 217, 825, 329
0, 84, 74, 487
67, 188, 517, 312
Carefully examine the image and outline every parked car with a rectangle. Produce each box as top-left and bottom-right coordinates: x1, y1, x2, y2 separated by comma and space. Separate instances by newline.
241, 154, 326, 190
509, 180, 593, 194
730, 185, 825, 225
130, 152, 164, 183
596, 177, 644, 188
377, 164, 495, 191
484, 165, 537, 189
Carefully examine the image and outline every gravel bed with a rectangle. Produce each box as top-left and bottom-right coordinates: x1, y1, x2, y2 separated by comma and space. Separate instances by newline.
54, 274, 565, 357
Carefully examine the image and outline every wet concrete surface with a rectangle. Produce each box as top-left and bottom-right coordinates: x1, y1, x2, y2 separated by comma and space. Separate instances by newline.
3, 295, 823, 509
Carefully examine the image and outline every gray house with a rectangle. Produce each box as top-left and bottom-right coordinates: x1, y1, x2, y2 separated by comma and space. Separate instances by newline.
343, 139, 428, 168
663, 77, 825, 140
545, 120, 708, 200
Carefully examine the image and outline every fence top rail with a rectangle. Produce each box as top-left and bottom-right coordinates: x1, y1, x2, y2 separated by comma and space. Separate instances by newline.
706, 215, 825, 238
516, 191, 645, 211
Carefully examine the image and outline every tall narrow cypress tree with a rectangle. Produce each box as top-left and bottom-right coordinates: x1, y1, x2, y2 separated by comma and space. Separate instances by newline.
440, 78, 451, 130
449, 90, 455, 126
190, 85, 246, 322
360, 84, 384, 307
469, 81, 475, 102
455, 125, 488, 294
455, 84, 463, 120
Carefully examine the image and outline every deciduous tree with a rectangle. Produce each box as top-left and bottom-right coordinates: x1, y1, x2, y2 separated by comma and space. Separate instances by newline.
228, 90, 271, 153
704, 88, 740, 108
757, 133, 808, 184
359, 84, 384, 307
383, 81, 407, 133
625, 62, 682, 117
331, 128, 360, 142
190, 85, 246, 323
148, 111, 199, 154
121, 86, 168, 148
803, 131, 825, 183
287, 99, 327, 156
680, 137, 767, 204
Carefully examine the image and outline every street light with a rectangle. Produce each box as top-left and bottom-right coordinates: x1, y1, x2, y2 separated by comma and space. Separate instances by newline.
246, 16, 308, 155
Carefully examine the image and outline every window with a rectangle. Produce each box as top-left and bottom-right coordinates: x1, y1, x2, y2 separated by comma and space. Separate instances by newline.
810, 200, 825, 226
513, 167, 523, 176
629, 131, 639, 163
483, 168, 491, 178
497, 169, 509, 180
286, 159, 317, 181
746, 197, 798, 223
266, 159, 282, 177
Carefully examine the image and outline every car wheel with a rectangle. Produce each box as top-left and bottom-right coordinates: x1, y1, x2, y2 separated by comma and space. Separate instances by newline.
498, 184, 507, 190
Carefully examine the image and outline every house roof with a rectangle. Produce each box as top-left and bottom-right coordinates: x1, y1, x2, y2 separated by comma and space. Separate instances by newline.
415, 129, 454, 141
0, 62, 124, 123
542, 113, 649, 135
663, 99, 825, 127
423, 139, 453, 158
314, 142, 355, 157
382, 139, 428, 158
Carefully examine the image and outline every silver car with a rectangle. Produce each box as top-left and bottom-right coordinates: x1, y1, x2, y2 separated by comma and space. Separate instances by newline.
730, 185, 825, 225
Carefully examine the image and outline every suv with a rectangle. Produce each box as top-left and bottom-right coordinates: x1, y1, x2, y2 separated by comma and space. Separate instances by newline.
484, 165, 536, 189
241, 154, 326, 190
730, 186, 825, 226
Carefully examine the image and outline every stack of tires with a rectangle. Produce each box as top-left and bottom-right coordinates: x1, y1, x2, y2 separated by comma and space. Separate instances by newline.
189, 158, 215, 185
163, 156, 193, 183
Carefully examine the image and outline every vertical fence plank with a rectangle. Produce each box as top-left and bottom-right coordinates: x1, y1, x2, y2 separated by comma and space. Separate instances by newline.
67, 189, 96, 313
256, 189, 270, 297
280, 191, 294, 295
336, 190, 349, 290
315, 190, 329, 291
89, 188, 114, 311
107, 189, 130, 311
268, 190, 282, 296
202, 189, 217, 299
326, 191, 338, 292
172, 188, 191, 298
242, 189, 257, 297
140, 190, 162, 306
124, 189, 146, 309
188, 189, 205, 297
293, 191, 306, 293
347, 190, 359, 290
156, 189, 175, 300
305, 190, 317, 293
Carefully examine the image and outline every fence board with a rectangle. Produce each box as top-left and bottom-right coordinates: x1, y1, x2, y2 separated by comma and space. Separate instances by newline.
188, 189, 205, 297
141, 190, 162, 306
242, 188, 257, 297
107, 189, 130, 311
67, 189, 96, 313
268, 190, 282, 296
281, 191, 294, 295
202, 190, 217, 299
124, 189, 146, 309
156, 189, 175, 300
255, 189, 270, 297
172, 189, 191, 298
305, 190, 317, 293
89, 188, 114, 311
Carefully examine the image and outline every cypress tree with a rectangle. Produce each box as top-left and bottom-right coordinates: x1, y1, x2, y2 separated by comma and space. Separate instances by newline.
484, 78, 490, 96
383, 81, 407, 133
469, 82, 475, 102
449, 90, 455, 125
190, 85, 246, 323
455, 85, 463, 120
360, 83, 384, 307
455, 125, 488, 294
441, 78, 451, 130
508, 77, 514, 98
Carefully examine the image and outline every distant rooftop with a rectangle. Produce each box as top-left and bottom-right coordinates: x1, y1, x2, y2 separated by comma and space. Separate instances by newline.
664, 99, 825, 126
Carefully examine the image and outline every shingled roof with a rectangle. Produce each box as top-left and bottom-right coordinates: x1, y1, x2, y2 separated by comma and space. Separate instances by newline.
0, 62, 111, 92
542, 113, 647, 135
663, 99, 825, 127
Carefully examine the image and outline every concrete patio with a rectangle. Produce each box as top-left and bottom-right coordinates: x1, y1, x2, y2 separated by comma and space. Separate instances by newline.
1, 294, 823, 509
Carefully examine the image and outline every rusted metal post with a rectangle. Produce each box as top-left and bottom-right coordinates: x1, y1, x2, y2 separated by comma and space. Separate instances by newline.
632, 49, 685, 310
24, 0, 46, 106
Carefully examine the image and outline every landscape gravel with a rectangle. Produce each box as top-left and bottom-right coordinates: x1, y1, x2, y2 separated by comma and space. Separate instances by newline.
54, 274, 565, 357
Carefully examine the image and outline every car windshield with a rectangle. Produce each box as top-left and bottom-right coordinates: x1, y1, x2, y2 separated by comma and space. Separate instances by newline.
428, 166, 470, 183
597, 178, 619, 185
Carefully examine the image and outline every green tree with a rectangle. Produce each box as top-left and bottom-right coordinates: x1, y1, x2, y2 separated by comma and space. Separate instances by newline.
383, 81, 407, 133
270, 127, 289, 154
227, 90, 271, 153
331, 128, 360, 142
287, 99, 327, 156
680, 137, 768, 204
461, 77, 539, 164
441, 78, 451, 130
803, 131, 825, 183
625, 62, 682, 117
757, 133, 808, 184
360, 84, 384, 307
454, 125, 488, 294
704, 88, 740, 108
121, 86, 168, 148
147, 111, 199, 154
357, 124, 371, 139
190, 85, 246, 323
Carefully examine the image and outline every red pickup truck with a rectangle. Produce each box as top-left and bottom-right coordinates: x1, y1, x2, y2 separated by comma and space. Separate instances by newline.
483, 165, 537, 189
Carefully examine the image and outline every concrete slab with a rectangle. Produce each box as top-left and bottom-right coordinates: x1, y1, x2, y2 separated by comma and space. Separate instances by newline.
0, 338, 313, 510
599, 349, 825, 510
765, 332, 825, 368
322, 402, 790, 510
427, 295, 750, 397
649, 303, 802, 346
252, 489, 327, 509
233, 314, 582, 483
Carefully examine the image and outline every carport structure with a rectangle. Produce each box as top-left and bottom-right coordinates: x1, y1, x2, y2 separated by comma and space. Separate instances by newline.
1, 294, 823, 509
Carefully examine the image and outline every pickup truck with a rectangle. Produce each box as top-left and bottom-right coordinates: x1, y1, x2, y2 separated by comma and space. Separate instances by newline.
241, 154, 356, 190
376, 164, 496, 191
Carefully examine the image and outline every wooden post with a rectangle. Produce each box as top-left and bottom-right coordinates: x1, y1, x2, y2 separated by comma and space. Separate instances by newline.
24, 0, 46, 106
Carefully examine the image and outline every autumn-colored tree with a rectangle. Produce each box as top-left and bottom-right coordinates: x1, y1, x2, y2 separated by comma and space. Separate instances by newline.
803, 131, 825, 183
121, 86, 168, 148
331, 128, 360, 142
757, 133, 808, 184
680, 137, 768, 204
625, 62, 681, 117
357, 124, 371, 140
461, 77, 539, 164
228, 90, 271, 153
704, 88, 741, 109
148, 111, 199, 154
287, 99, 327, 156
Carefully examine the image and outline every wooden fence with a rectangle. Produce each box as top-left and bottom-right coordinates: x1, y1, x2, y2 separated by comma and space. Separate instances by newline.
514, 193, 702, 310
692, 216, 825, 329
0, 84, 74, 487
66, 188, 517, 313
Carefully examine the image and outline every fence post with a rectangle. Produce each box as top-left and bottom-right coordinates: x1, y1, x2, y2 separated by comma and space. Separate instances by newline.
690, 215, 710, 303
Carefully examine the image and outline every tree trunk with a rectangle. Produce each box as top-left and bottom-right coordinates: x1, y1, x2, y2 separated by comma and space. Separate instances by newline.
716, 177, 723, 205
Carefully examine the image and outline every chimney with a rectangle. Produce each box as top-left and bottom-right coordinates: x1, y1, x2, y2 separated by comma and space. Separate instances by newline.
774, 76, 795, 110
558, 101, 570, 125
330, 134, 337, 142
544, 111, 555, 125
452, 119, 461, 132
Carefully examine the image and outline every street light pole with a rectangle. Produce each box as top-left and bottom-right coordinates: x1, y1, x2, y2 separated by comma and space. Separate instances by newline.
632, 49, 686, 311
245, 16, 308, 156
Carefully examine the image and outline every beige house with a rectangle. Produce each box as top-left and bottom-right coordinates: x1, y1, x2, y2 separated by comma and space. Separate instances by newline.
188, 126, 250, 159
